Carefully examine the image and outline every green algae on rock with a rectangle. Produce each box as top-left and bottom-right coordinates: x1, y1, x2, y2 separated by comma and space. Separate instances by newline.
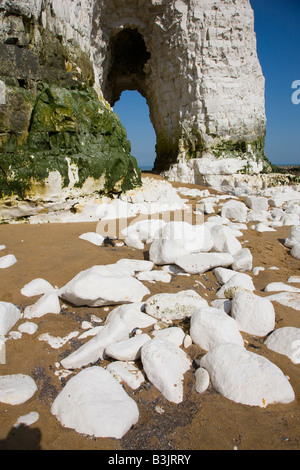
0, 82, 141, 200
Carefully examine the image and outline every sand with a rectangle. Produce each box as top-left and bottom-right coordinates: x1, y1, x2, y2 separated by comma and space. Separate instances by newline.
0, 174, 299, 450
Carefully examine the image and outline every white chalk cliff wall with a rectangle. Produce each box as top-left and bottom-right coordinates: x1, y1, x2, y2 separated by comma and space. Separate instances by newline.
93, 0, 269, 173
0, 0, 271, 202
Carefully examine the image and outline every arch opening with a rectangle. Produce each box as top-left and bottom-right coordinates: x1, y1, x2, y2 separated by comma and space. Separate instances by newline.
114, 90, 156, 170
105, 28, 151, 106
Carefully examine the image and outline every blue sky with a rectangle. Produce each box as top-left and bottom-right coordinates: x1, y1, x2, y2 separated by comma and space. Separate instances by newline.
114, 1, 300, 168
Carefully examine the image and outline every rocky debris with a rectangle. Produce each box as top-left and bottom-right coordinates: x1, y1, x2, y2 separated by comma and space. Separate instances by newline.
264, 282, 300, 293
60, 316, 129, 370
152, 326, 185, 347
194, 367, 210, 394
21, 278, 55, 297
14, 411, 39, 428
216, 273, 255, 299
144, 290, 208, 321
285, 226, 300, 248
200, 343, 295, 408
106, 361, 145, 390
210, 224, 242, 255
105, 302, 156, 331
0, 301, 21, 336
265, 327, 300, 364
79, 232, 104, 246
141, 339, 191, 404
220, 200, 248, 222
58, 264, 150, 307
24, 292, 61, 319
266, 292, 300, 311
18, 322, 38, 335
149, 221, 213, 265
231, 248, 253, 272
51, 367, 139, 439
0, 176, 299, 444
136, 270, 171, 283
0, 254, 17, 269
105, 334, 151, 361
190, 307, 244, 351
0, 374, 37, 405
291, 244, 300, 260
231, 290, 275, 337
244, 196, 269, 211
174, 252, 234, 275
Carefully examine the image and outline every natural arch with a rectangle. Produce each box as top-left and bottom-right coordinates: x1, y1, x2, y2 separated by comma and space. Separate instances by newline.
104, 28, 151, 106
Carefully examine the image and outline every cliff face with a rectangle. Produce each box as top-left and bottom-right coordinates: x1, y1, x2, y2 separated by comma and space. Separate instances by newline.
0, 0, 269, 204
0, 0, 141, 202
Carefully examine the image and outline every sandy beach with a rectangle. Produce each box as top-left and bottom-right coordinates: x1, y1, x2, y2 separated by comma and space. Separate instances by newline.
0, 174, 299, 451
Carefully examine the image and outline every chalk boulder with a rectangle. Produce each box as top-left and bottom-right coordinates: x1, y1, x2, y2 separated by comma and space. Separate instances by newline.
141, 339, 191, 403
200, 343, 295, 407
51, 367, 139, 438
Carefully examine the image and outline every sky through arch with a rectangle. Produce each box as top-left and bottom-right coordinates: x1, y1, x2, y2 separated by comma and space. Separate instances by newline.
113, 90, 156, 169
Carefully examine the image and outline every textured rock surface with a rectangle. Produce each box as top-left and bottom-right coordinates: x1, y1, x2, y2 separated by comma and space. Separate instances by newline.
200, 343, 295, 408
0, 0, 271, 208
51, 366, 139, 438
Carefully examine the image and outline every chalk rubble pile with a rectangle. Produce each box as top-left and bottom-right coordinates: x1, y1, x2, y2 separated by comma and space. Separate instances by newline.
0, 179, 299, 440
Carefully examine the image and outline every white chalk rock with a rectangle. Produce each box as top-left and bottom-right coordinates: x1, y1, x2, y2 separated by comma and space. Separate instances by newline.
291, 243, 300, 260
190, 307, 244, 351
141, 339, 191, 403
136, 270, 171, 283
213, 267, 236, 285
221, 200, 248, 222
51, 367, 139, 438
265, 327, 300, 364
18, 322, 38, 335
255, 222, 276, 232
195, 367, 210, 394
24, 292, 60, 319
21, 278, 54, 297
285, 226, 300, 248
60, 316, 129, 369
145, 290, 208, 321
58, 265, 150, 307
244, 196, 269, 211
175, 252, 234, 274
231, 248, 253, 272
264, 282, 300, 293
122, 219, 166, 244
105, 334, 151, 361
105, 303, 157, 331
287, 275, 300, 283
116, 259, 154, 273
0, 302, 21, 336
14, 411, 39, 428
79, 232, 104, 246
210, 299, 232, 314
247, 210, 270, 223
253, 266, 265, 276
231, 290, 275, 336
125, 234, 144, 249
200, 343, 295, 407
152, 326, 185, 347
216, 273, 255, 299
0, 374, 37, 405
149, 221, 213, 265
210, 225, 242, 255
106, 361, 145, 390
0, 254, 17, 268
266, 292, 300, 311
